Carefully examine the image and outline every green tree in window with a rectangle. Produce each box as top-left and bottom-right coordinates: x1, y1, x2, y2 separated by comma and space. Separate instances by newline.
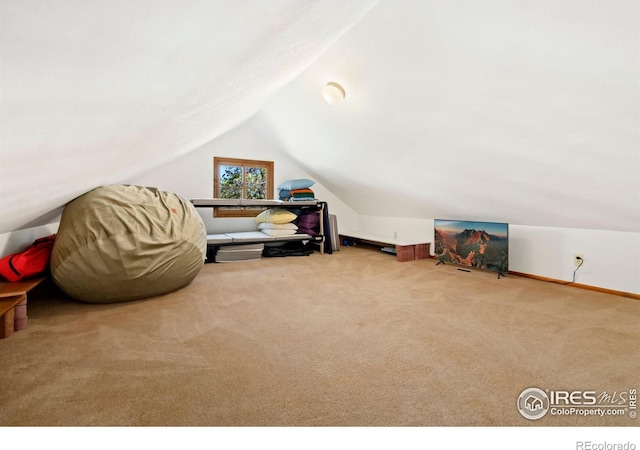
219, 165, 267, 199
246, 167, 267, 200
220, 165, 242, 199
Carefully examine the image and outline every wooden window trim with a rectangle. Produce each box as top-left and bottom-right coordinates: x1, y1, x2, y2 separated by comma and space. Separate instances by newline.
213, 157, 274, 218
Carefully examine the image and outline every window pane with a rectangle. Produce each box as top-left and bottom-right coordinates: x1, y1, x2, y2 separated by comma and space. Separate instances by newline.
219, 165, 243, 199
213, 157, 273, 218
245, 166, 267, 200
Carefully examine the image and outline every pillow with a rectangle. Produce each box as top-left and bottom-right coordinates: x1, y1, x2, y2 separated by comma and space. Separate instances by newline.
254, 208, 297, 224
260, 229, 298, 237
277, 179, 315, 191
258, 222, 298, 230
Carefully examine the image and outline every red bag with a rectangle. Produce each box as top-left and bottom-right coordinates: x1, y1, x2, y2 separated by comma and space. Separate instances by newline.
0, 234, 56, 282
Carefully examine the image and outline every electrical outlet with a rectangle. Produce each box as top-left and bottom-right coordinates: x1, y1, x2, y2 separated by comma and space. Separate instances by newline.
574, 254, 584, 266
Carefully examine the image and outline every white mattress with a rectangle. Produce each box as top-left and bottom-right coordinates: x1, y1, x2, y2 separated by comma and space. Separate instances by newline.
207, 231, 314, 244
226, 231, 276, 242
191, 198, 319, 207
216, 243, 265, 252
207, 234, 233, 244
266, 233, 312, 241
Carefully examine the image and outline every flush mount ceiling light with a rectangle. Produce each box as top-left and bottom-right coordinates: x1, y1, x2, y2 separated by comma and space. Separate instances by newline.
322, 82, 346, 105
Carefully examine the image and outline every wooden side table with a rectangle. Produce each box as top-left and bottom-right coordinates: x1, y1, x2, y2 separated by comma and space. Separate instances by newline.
0, 277, 46, 339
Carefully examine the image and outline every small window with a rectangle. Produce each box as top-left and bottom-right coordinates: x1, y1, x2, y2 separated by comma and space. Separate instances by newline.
213, 157, 274, 218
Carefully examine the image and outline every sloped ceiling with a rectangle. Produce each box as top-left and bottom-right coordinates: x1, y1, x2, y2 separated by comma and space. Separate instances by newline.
260, 0, 640, 232
0, 0, 379, 234
1, 0, 638, 235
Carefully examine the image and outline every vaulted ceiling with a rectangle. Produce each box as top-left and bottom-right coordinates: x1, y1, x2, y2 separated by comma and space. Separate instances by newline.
259, 0, 639, 232
0, 0, 379, 233
1, 0, 638, 234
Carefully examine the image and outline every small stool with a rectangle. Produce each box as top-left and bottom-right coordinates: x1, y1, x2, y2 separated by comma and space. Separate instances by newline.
0, 294, 26, 338
14, 298, 28, 330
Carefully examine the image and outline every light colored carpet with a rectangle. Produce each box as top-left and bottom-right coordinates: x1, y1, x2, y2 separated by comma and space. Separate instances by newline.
0, 246, 637, 426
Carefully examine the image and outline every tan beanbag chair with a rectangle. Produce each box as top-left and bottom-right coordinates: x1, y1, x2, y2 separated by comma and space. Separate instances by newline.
51, 185, 206, 303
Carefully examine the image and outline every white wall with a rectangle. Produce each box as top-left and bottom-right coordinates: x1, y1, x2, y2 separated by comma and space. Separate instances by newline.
0, 0, 379, 235
358, 215, 640, 295
509, 225, 640, 295
133, 115, 359, 234
356, 215, 433, 242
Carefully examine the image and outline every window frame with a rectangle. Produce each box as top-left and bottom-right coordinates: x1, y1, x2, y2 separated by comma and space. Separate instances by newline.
213, 157, 274, 218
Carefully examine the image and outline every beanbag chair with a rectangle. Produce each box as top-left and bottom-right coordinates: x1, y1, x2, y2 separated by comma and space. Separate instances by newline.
51, 185, 207, 303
